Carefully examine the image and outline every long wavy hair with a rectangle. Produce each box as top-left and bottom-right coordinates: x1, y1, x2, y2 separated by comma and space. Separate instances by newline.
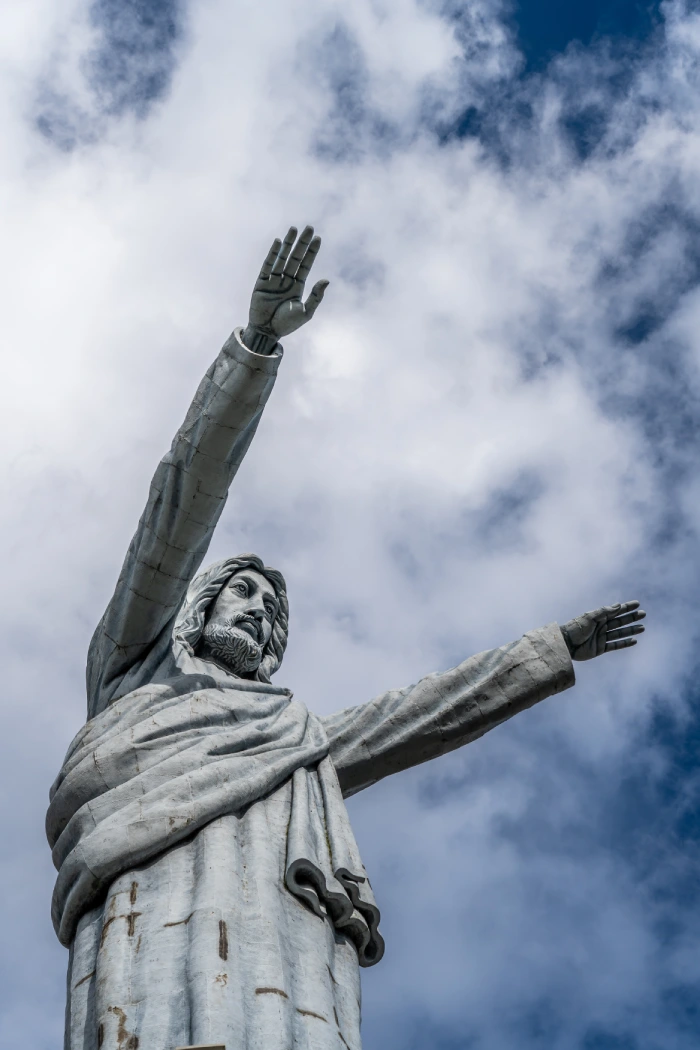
173, 554, 289, 682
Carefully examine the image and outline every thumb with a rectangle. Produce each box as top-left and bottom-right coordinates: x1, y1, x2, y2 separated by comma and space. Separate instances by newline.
304, 279, 329, 318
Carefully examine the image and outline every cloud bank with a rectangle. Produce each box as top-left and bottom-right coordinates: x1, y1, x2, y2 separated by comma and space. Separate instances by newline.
3, 1, 700, 1047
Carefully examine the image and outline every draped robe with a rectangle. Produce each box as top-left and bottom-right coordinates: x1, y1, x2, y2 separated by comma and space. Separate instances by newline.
48, 329, 575, 1050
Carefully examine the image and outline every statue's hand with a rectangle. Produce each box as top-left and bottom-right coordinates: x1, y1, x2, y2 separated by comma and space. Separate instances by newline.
242, 225, 329, 354
560, 600, 646, 661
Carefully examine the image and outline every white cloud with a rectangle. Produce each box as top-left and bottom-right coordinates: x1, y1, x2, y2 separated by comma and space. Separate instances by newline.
2, 0, 700, 1047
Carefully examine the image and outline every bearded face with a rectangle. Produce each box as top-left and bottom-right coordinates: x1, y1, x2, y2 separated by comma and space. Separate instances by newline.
197, 568, 279, 676
201, 613, 264, 674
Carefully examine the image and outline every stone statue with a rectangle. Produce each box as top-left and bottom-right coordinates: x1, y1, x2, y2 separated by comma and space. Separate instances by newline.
47, 227, 646, 1050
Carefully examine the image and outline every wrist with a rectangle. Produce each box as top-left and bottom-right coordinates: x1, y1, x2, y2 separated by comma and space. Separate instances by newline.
241, 324, 280, 356
559, 623, 574, 657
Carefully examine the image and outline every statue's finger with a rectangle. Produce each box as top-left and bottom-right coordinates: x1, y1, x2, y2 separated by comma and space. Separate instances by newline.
604, 637, 637, 653
587, 604, 620, 622
303, 279, 329, 318
612, 600, 640, 618
296, 237, 322, 283
608, 609, 646, 629
284, 225, 315, 277
606, 624, 645, 641
271, 227, 298, 275
259, 238, 282, 279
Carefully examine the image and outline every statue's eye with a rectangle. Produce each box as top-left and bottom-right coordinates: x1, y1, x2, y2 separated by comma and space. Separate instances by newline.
265, 603, 275, 617
234, 582, 247, 596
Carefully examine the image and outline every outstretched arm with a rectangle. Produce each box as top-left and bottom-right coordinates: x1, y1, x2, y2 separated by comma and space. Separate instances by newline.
324, 601, 645, 797
87, 226, 328, 717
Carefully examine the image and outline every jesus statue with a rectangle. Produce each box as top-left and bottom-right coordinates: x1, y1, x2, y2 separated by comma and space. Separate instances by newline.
47, 226, 646, 1050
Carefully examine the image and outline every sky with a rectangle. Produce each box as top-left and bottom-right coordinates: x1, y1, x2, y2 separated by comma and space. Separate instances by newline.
2, 0, 700, 1048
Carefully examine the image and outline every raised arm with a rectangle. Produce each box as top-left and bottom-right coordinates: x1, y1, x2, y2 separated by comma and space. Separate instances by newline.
324, 602, 645, 797
87, 226, 329, 717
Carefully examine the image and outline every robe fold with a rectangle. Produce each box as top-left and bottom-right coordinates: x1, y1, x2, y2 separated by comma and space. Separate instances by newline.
50, 328, 575, 1050
48, 673, 383, 966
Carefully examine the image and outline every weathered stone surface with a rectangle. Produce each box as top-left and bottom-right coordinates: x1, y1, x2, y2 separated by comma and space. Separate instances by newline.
175, 1044, 226, 1049
49, 227, 644, 1050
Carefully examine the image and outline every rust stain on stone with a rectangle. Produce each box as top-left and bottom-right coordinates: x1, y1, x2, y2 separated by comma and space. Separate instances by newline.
218, 919, 228, 961
214, 973, 228, 986
100, 915, 118, 948
106, 1006, 140, 1049
129, 881, 138, 905
73, 969, 96, 989
108, 1006, 129, 1049
297, 1008, 328, 1022
108, 1006, 126, 1030
168, 814, 194, 829
126, 912, 142, 937
164, 912, 194, 928
255, 986, 289, 999
99, 910, 141, 947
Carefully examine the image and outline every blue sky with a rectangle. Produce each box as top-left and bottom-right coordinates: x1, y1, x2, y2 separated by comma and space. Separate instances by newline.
3, 1, 700, 1049
514, 0, 662, 69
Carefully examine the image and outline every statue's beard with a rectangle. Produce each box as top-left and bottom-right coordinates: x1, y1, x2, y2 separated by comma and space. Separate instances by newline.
199, 615, 264, 676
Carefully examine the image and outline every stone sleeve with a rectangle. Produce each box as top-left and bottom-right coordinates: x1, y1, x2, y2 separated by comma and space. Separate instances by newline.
322, 622, 575, 797
86, 329, 282, 717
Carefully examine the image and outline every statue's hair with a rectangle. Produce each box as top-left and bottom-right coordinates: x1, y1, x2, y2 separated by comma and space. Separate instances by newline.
173, 554, 289, 682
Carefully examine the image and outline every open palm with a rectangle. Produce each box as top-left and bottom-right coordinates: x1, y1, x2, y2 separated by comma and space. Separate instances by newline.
243, 226, 329, 353
560, 601, 646, 661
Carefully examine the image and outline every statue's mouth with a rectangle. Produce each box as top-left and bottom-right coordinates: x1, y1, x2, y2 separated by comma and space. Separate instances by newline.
236, 617, 262, 643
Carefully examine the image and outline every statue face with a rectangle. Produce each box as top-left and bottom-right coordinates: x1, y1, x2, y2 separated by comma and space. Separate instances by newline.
198, 568, 279, 675
210, 569, 278, 645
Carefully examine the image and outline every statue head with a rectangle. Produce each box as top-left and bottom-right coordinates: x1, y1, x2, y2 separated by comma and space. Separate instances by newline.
173, 555, 289, 681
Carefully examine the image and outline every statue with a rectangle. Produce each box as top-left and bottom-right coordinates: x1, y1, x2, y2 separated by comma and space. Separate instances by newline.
47, 226, 646, 1050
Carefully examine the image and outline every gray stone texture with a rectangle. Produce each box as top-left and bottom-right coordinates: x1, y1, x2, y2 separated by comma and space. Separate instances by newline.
48, 228, 643, 1050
